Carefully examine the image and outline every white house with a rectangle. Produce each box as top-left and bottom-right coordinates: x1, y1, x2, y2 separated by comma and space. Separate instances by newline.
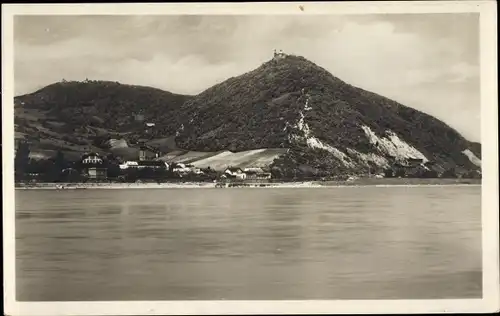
191, 167, 204, 175
224, 167, 247, 180
243, 167, 272, 180
119, 161, 139, 170
172, 162, 191, 174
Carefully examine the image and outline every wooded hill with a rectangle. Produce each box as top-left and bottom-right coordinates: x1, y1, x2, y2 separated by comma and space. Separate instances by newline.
14, 54, 481, 178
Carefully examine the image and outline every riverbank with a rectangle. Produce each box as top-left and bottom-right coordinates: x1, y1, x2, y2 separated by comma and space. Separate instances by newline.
316, 177, 481, 186
15, 178, 481, 190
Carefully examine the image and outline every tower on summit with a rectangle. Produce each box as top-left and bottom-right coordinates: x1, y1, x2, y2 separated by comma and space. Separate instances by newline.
273, 49, 287, 60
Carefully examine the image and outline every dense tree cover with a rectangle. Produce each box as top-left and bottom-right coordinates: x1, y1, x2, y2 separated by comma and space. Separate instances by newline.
174, 54, 480, 174
441, 168, 459, 179
14, 80, 191, 157
16, 80, 190, 134
269, 144, 348, 178
15, 141, 31, 180
16, 148, 80, 182
383, 167, 440, 179
14, 142, 220, 182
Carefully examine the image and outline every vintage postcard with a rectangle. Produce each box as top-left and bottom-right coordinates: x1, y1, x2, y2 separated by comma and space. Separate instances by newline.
2, 1, 499, 315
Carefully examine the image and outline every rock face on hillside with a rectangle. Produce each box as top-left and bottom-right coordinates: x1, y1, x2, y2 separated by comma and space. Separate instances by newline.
175, 54, 481, 175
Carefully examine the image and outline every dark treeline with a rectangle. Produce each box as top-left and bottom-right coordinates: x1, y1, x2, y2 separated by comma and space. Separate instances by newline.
14, 141, 220, 183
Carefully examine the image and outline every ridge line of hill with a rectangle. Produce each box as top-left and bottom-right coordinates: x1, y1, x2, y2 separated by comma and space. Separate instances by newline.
14, 53, 481, 178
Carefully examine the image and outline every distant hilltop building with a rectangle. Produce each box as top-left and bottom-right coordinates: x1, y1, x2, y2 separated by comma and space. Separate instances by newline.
273, 49, 287, 60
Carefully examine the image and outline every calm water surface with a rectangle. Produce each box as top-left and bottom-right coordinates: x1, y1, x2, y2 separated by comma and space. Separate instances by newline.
16, 186, 482, 301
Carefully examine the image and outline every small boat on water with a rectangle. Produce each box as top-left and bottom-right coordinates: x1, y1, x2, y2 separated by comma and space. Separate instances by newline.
58, 186, 87, 190
55, 184, 87, 190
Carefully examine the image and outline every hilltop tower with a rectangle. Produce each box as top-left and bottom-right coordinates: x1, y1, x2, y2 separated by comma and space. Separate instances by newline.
272, 49, 287, 61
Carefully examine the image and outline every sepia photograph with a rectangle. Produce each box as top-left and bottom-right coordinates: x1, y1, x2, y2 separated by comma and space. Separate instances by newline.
2, 1, 499, 315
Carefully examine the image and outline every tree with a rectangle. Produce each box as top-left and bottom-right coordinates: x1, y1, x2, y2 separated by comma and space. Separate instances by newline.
441, 168, 458, 178
462, 170, 481, 179
61, 168, 83, 182
270, 166, 283, 179
383, 168, 394, 178
92, 135, 110, 148
39, 161, 58, 182
54, 150, 68, 171
125, 169, 139, 182
138, 167, 155, 179
421, 169, 439, 178
15, 141, 31, 180
394, 168, 406, 178
107, 163, 122, 179
45, 150, 69, 182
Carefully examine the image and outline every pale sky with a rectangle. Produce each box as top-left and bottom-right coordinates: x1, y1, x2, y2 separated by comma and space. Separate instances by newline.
14, 14, 480, 142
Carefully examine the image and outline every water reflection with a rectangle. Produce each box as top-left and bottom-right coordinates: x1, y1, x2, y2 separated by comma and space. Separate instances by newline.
15, 186, 482, 301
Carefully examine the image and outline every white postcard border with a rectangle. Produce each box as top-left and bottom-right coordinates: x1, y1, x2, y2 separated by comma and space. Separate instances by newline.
2, 1, 498, 315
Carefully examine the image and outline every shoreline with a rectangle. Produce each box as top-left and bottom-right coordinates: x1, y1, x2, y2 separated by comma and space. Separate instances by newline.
15, 178, 481, 190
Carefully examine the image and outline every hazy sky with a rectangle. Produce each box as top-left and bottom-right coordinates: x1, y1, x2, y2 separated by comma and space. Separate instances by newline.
14, 14, 480, 141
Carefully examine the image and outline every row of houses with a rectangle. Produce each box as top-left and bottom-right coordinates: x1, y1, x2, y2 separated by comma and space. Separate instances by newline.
80, 152, 272, 181
222, 167, 272, 180
119, 160, 167, 170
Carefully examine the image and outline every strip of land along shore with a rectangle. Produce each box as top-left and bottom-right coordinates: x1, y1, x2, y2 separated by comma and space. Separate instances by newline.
15, 178, 481, 190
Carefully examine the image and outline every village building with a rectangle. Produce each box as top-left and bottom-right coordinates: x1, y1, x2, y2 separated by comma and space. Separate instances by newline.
88, 167, 108, 180
167, 162, 205, 176
171, 162, 191, 174
80, 152, 107, 180
145, 122, 156, 134
224, 167, 247, 180
137, 161, 168, 169
139, 145, 161, 161
119, 161, 139, 169
243, 167, 272, 180
81, 152, 103, 165
191, 167, 204, 175
119, 160, 168, 170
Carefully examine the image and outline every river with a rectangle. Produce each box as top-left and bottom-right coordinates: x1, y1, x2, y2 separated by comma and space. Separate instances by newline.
15, 186, 482, 301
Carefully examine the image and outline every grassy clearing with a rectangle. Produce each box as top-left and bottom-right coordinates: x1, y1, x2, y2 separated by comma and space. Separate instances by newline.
191, 148, 288, 170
